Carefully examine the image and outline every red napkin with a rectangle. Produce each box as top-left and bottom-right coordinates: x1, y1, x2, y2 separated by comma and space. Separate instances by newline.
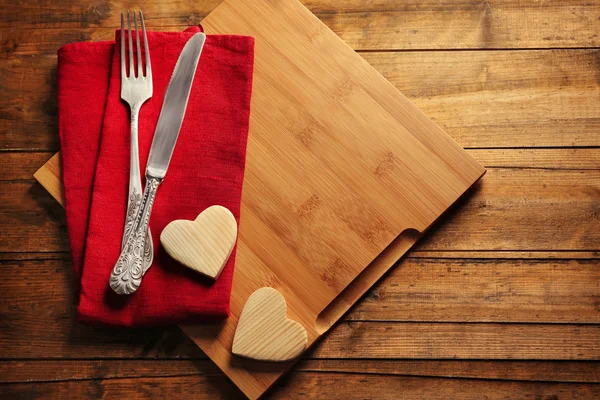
57, 26, 254, 327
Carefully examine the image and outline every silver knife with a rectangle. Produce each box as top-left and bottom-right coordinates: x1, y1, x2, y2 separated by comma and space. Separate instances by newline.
110, 32, 207, 295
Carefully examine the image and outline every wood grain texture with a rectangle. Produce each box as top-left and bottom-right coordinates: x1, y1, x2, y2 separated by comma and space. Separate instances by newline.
161, 206, 237, 279
0, 152, 55, 180
349, 258, 600, 323
307, 0, 600, 50
1, 374, 599, 400
416, 167, 600, 251
232, 288, 308, 361
34, 0, 486, 397
412, 250, 600, 259
29, 151, 600, 253
467, 148, 600, 170
362, 49, 600, 148
310, 322, 600, 360
0, 252, 70, 261
3, 0, 600, 398
2, 258, 598, 359
32, 153, 63, 205
4, 49, 600, 150
298, 359, 600, 383
0, 181, 68, 253
2, 0, 599, 54
3, 360, 599, 384
0, 55, 59, 150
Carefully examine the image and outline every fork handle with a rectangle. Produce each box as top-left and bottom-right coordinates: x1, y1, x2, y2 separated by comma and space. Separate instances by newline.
122, 104, 154, 274
110, 176, 162, 295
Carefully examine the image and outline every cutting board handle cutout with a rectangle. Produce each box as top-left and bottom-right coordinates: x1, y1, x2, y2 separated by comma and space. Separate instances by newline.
315, 228, 421, 334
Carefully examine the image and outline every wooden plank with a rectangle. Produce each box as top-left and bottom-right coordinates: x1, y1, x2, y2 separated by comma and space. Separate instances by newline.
349, 258, 600, 323
310, 322, 600, 360
3, 257, 599, 326
0, 0, 219, 30
0, 261, 205, 360
16, 160, 600, 252
1, 374, 599, 399
411, 250, 600, 259
361, 49, 600, 148
1, 259, 599, 358
298, 360, 600, 383
0, 321, 205, 360
417, 167, 600, 251
308, 0, 600, 50
3, 49, 600, 150
0, 375, 244, 399
0, 252, 69, 261
2, 0, 599, 53
0, 181, 68, 253
0, 360, 214, 384
0, 56, 59, 151
3, 359, 599, 384
467, 149, 600, 170
0, 152, 55, 180
2, 1, 598, 396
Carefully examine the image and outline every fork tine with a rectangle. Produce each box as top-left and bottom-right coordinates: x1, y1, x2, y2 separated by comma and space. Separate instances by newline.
120, 12, 126, 78
127, 11, 135, 78
140, 11, 151, 79
134, 11, 143, 78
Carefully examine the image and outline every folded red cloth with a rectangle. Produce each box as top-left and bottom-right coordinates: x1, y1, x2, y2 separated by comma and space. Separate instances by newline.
57, 26, 254, 327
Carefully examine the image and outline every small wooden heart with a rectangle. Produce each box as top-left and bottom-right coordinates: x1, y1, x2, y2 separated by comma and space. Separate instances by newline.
160, 205, 237, 279
232, 287, 307, 362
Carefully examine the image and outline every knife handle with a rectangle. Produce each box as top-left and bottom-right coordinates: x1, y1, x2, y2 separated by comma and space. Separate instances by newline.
110, 176, 162, 295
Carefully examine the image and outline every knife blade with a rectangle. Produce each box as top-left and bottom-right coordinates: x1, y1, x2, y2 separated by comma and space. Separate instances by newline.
147, 32, 206, 179
110, 32, 207, 295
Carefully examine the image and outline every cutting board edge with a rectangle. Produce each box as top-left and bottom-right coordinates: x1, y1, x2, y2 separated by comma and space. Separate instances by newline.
312, 167, 486, 335
34, 153, 64, 206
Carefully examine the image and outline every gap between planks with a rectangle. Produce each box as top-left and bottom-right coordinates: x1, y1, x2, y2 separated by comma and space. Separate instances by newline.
1, 359, 599, 384
1, 373, 599, 400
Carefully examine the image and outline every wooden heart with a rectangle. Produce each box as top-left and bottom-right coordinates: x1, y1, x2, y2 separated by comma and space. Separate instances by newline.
232, 287, 307, 362
160, 205, 237, 279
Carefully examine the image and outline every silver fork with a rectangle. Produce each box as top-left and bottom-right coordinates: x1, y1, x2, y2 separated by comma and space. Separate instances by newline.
111, 10, 154, 294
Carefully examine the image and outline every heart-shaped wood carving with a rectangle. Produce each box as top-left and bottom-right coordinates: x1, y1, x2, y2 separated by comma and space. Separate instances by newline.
160, 205, 237, 279
232, 287, 307, 362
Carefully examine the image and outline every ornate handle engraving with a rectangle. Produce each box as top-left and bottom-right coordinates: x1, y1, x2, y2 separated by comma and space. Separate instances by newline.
122, 188, 153, 274
122, 104, 154, 275
110, 176, 162, 295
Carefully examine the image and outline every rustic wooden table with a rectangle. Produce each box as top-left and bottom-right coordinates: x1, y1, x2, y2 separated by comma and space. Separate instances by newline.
1, 1, 599, 398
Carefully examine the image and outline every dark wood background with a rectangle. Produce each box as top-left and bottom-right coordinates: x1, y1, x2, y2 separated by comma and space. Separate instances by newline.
1, 0, 599, 398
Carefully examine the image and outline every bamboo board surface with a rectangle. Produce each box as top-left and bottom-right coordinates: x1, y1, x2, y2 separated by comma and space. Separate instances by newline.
32, 0, 486, 397
3, 0, 599, 399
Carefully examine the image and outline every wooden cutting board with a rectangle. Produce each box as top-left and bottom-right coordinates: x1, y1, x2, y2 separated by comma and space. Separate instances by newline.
35, 0, 485, 397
